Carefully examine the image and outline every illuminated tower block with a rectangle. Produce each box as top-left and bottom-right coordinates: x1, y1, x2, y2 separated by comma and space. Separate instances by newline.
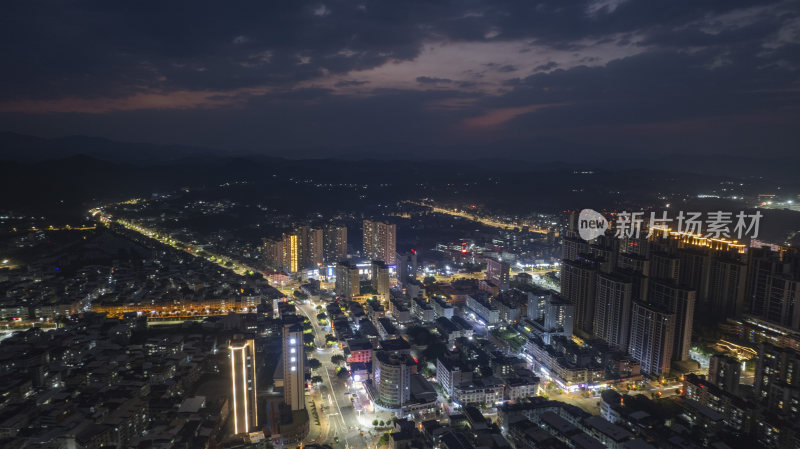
282, 322, 306, 411
363, 220, 396, 264
229, 338, 257, 434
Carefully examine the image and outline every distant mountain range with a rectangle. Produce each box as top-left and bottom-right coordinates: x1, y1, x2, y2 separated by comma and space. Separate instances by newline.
0, 132, 234, 163
0, 132, 798, 221
1, 132, 797, 181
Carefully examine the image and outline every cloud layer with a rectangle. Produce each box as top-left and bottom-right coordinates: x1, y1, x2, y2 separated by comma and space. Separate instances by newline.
1, 0, 798, 159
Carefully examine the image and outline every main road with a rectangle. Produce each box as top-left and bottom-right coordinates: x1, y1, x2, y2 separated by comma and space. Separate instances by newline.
297, 301, 380, 449
91, 207, 261, 277
405, 200, 550, 234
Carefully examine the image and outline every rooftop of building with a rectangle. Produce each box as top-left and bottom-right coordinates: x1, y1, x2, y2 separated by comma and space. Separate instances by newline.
375, 351, 416, 366
540, 411, 579, 435
437, 355, 471, 373
583, 415, 633, 442
379, 338, 410, 351
346, 338, 372, 351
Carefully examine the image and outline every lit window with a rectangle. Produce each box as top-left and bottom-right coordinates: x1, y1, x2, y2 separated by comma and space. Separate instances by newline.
291, 348, 296, 354
290, 338, 296, 345
291, 357, 296, 362
291, 366, 296, 371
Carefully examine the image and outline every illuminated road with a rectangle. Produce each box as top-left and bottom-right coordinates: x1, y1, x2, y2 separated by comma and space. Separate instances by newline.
406, 201, 549, 234
90, 207, 261, 277
297, 301, 380, 449
7, 224, 96, 233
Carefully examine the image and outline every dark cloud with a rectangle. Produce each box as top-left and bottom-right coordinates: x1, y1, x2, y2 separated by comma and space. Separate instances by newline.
416, 76, 454, 84
3, 0, 789, 100
533, 62, 559, 71
335, 80, 370, 87
485, 63, 518, 73
0, 0, 798, 159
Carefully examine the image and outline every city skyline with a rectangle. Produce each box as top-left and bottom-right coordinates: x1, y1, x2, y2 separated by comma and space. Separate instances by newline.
1, 2, 799, 449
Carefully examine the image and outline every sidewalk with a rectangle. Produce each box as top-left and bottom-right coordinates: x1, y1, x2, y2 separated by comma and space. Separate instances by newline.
304, 390, 326, 443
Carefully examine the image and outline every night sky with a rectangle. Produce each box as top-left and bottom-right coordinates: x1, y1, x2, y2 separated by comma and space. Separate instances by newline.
1, 0, 799, 160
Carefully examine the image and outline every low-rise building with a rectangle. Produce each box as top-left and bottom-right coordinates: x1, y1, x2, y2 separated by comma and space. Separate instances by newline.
432, 297, 454, 319
411, 297, 435, 323
437, 355, 473, 396
505, 377, 540, 401
682, 373, 755, 433
466, 293, 499, 325
346, 338, 373, 364
452, 377, 504, 406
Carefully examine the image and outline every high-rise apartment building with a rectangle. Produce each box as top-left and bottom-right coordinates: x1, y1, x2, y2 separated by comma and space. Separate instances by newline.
542, 294, 574, 344
335, 261, 361, 298
396, 250, 418, 283
754, 343, 800, 421
649, 231, 747, 321
263, 237, 284, 271
617, 252, 650, 276
708, 354, 741, 395
486, 258, 511, 290
649, 252, 680, 284
593, 272, 633, 352
363, 220, 396, 264
589, 235, 620, 274
648, 280, 696, 361
562, 228, 589, 262
560, 256, 598, 337
262, 227, 324, 273
229, 338, 258, 434
708, 257, 747, 318
676, 248, 708, 299
748, 248, 800, 331
296, 225, 323, 269
628, 301, 675, 376
323, 225, 347, 263
371, 260, 390, 302
285, 233, 300, 273
282, 322, 306, 411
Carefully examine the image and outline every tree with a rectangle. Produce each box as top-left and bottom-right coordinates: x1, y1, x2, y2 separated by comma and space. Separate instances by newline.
55, 315, 71, 329
311, 375, 323, 384
317, 312, 327, 320
407, 326, 435, 345
325, 334, 338, 344
308, 358, 322, 370
421, 341, 447, 364
379, 420, 385, 427
331, 354, 346, 365
379, 432, 390, 445
336, 367, 349, 379
372, 419, 379, 426
303, 333, 315, 344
